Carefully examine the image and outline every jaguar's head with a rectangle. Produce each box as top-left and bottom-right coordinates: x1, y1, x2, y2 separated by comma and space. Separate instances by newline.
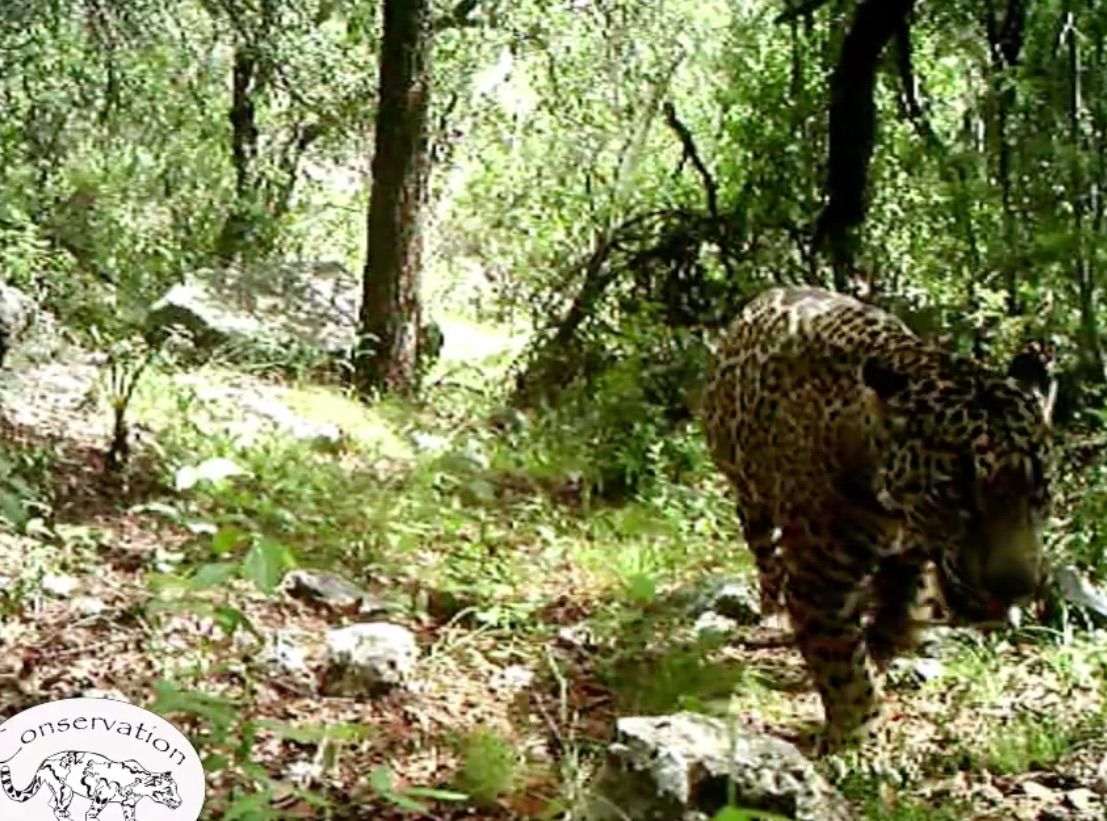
861, 351, 1053, 624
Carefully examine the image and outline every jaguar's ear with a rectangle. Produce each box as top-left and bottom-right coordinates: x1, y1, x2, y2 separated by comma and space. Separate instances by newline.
861, 357, 909, 401
1006, 348, 1056, 427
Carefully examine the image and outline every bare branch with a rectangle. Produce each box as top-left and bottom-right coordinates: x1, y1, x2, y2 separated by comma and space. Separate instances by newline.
662, 102, 719, 224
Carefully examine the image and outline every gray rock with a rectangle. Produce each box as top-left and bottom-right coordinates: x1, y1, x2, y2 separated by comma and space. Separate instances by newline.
72, 595, 108, 617
79, 688, 132, 703
886, 656, 945, 688
146, 262, 443, 373
0, 283, 68, 368
238, 393, 346, 450
258, 630, 310, 675
1055, 565, 1107, 620
0, 283, 33, 359
708, 581, 762, 624
591, 712, 851, 821
682, 577, 762, 625
914, 625, 982, 658
147, 281, 263, 349
693, 610, 739, 639
146, 261, 357, 356
283, 569, 390, 614
42, 573, 80, 598
323, 622, 418, 696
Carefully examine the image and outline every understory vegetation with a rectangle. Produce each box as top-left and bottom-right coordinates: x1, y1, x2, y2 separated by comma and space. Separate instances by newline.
1, 0, 1107, 818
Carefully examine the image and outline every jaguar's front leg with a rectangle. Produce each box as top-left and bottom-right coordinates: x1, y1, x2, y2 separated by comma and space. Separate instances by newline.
784, 528, 882, 751
866, 552, 930, 669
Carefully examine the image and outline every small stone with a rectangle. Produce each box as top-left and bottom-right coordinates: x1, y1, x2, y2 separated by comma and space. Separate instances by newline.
1056, 565, 1107, 619
1022, 779, 1055, 801
556, 623, 596, 649
491, 664, 535, 694
72, 596, 107, 617
324, 622, 418, 696
887, 656, 945, 688
411, 431, 449, 452
259, 631, 309, 675
1065, 787, 1099, 812
693, 610, 738, 638
174, 457, 247, 491
706, 580, 761, 624
79, 688, 131, 703
284, 759, 323, 786
1095, 756, 1107, 796
976, 783, 1005, 805
42, 573, 80, 598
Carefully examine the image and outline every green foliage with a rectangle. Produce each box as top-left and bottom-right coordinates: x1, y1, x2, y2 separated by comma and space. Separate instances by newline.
10, 1, 1107, 816
973, 714, 1071, 775
151, 680, 367, 820
508, 324, 713, 500
1053, 437, 1107, 574
0, 444, 55, 532
837, 773, 967, 821
712, 807, 795, 821
452, 728, 520, 807
367, 766, 468, 814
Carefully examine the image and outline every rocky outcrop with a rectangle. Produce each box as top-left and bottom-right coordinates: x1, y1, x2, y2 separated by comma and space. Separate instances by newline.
591, 712, 852, 821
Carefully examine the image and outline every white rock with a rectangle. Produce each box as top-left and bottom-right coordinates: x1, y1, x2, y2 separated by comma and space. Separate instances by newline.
42, 573, 80, 598
324, 622, 418, 696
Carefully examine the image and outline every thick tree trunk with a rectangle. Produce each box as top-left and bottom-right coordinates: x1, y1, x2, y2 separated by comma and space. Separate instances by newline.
813, 0, 915, 284
354, 0, 432, 397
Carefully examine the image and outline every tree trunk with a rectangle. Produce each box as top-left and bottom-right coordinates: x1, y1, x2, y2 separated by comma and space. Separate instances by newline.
985, 0, 1025, 315
215, 43, 261, 263
813, 0, 915, 283
353, 0, 432, 397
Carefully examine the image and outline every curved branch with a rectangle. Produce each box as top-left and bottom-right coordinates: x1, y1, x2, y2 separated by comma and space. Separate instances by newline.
662, 102, 719, 224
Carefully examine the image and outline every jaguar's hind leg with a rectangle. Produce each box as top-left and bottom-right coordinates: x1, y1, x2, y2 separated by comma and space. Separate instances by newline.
741, 507, 788, 626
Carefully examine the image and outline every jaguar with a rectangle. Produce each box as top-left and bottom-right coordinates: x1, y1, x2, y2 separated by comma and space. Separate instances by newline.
701, 286, 1053, 751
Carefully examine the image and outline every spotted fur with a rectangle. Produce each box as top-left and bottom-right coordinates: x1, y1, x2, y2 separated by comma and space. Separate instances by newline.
0, 750, 182, 821
702, 287, 1053, 751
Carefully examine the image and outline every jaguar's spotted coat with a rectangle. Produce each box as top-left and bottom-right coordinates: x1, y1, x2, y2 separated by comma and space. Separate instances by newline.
702, 287, 1053, 751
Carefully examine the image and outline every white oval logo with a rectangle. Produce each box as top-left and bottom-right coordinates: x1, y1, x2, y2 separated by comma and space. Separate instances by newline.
0, 697, 205, 820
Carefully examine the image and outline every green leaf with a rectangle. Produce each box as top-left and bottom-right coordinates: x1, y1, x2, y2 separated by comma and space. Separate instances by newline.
211, 526, 246, 556
222, 788, 280, 820
189, 562, 238, 590
150, 681, 238, 736
624, 572, 657, 604
256, 719, 369, 745
243, 537, 296, 594
213, 605, 258, 638
406, 785, 468, 802
712, 806, 796, 821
